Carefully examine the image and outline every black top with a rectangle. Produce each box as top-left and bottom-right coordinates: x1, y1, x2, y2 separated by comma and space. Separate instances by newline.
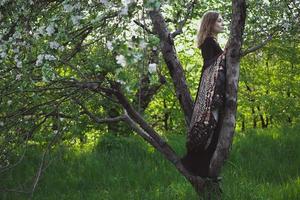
200, 36, 223, 71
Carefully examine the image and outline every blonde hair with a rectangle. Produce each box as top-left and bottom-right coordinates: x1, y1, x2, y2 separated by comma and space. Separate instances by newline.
196, 10, 220, 48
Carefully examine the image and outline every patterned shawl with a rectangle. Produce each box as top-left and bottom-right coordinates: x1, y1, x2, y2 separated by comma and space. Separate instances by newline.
186, 53, 226, 152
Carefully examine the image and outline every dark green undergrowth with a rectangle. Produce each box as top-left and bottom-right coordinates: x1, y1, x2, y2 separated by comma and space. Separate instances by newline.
1, 124, 300, 200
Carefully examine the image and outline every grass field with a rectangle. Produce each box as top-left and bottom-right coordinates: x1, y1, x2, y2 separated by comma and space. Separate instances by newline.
1, 124, 300, 200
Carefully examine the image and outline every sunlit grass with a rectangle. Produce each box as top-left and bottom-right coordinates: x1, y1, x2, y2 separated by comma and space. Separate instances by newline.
1, 124, 300, 199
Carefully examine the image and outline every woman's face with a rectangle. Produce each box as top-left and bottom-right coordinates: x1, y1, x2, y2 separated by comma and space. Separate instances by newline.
213, 15, 225, 34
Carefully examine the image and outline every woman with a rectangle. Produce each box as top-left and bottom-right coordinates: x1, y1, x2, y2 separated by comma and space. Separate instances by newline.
180, 10, 228, 178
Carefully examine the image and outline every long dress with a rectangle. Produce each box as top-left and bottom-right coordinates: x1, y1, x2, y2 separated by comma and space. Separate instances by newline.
180, 36, 226, 177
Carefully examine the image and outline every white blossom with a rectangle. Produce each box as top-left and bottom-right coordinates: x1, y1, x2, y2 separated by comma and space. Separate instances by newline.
119, 6, 128, 16
13, 31, 22, 39
73, 2, 81, 9
46, 23, 55, 36
0, 121, 4, 126
116, 54, 126, 67
49, 41, 60, 49
95, 64, 101, 71
91, 12, 103, 23
100, 0, 110, 7
282, 22, 290, 30
0, 51, 7, 58
16, 60, 22, 68
42, 75, 48, 82
148, 63, 157, 73
128, 41, 134, 48
24, 115, 31, 120
63, 4, 74, 12
44, 54, 56, 61
36, 54, 44, 66
0, 44, 7, 51
186, 49, 194, 56
257, 51, 263, 58
122, 0, 133, 6
13, 47, 19, 53
0, 0, 8, 6
36, 54, 56, 66
34, 26, 46, 38
133, 53, 142, 62
116, 79, 126, 85
106, 41, 113, 50
7, 100, 12, 105
14, 55, 18, 62
139, 40, 148, 49
71, 15, 82, 26
16, 74, 22, 80
58, 46, 65, 51
263, 0, 270, 5
37, 26, 46, 34
176, 44, 184, 52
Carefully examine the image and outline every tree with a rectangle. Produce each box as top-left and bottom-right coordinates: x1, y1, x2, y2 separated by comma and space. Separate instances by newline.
1, 0, 299, 198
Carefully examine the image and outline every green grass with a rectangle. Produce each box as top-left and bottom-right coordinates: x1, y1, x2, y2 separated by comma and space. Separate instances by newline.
1, 124, 300, 200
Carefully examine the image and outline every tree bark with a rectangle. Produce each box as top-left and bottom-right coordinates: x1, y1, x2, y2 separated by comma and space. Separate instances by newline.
149, 9, 194, 127
252, 107, 257, 128
209, 0, 247, 178
147, 0, 247, 197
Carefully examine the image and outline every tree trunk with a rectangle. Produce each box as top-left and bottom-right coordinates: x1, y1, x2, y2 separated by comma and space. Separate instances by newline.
149, 9, 194, 127
147, 0, 247, 197
252, 107, 257, 128
241, 118, 245, 132
163, 99, 170, 131
209, 0, 247, 178
257, 106, 267, 128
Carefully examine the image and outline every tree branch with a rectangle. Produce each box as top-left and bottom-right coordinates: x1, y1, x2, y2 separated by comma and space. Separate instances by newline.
133, 20, 154, 34
102, 81, 206, 190
72, 97, 126, 124
149, 8, 194, 127
171, 0, 198, 38
241, 29, 276, 57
